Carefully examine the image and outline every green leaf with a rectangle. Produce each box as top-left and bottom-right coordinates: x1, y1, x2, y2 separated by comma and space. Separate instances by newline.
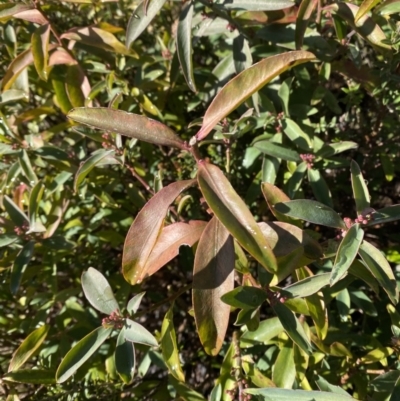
3, 369, 55, 385
68, 108, 186, 150
195, 51, 315, 141
241, 317, 284, 347
316, 141, 358, 158
0, 234, 19, 248
124, 318, 158, 347
367, 205, 400, 226
351, 160, 370, 215
56, 326, 112, 383
3, 195, 29, 228
31, 23, 50, 81
81, 267, 120, 315
122, 180, 195, 284
74, 149, 115, 191
161, 306, 185, 381
8, 325, 49, 372
127, 292, 146, 316
282, 273, 330, 298
66, 64, 87, 108
296, 0, 318, 49
253, 140, 301, 162
355, 0, 383, 22
19, 149, 38, 184
287, 161, 307, 198
214, 0, 295, 11
197, 162, 277, 272
274, 199, 346, 229
28, 180, 45, 233
262, 155, 280, 185
281, 118, 313, 151
115, 328, 135, 384
278, 77, 293, 116
177, 0, 196, 92
308, 168, 333, 208
169, 374, 206, 401
1, 48, 33, 91
271, 302, 312, 355
330, 224, 364, 286
380, 153, 394, 182
193, 217, 234, 356
126, 0, 167, 48
359, 241, 398, 304
376, 0, 400, 15
245, 387, 355, 400
390, 375, 400, 401
11, 241, 35, 294
272, 341, 295, 388
316, 375, 351, 395
221, 286, 267, 309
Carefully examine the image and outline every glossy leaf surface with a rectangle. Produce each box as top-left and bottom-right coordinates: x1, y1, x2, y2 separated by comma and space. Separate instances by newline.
351, 160, 370, 214
115, 328, 135, 384
296, 0, 318, 49
215, 0, 295, 11
282, 273, 330, 298
355, 0, 383, 22
254, 140, 301, 162
245, 388, 355, 400
241, 317, 284, 347
3, 369, 55, 385
221, 286, 267, 309
124, 318, 158, 347
273, 341, 295, 388
31, 23, 50, 81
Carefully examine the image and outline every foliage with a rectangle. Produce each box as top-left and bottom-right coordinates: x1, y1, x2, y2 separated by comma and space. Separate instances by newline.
1, 0, 400, 400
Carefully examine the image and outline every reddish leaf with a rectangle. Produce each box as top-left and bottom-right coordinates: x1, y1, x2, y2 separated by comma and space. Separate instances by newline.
295, 0, 318, 49
49, 49, 77, 66
193, 217, 235, 355
0, 3, 32, 20
123, 180, 195, 284
145, 220, 207, 277
2, 48, 33, 91
13, 9, 47, 24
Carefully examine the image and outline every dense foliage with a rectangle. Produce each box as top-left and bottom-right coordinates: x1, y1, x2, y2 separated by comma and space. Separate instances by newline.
1, 0, 400, 400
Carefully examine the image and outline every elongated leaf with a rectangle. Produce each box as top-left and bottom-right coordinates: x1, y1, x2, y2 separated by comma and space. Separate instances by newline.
126, 0, 167, 48
56, 326, 112, 383
193, 217, 234, 356
241, 317, 284, 347
68, 108, 186, 150
0, 235, 19, 248
316, 375, 351, 395
81, 267, 120, 315
254, 140, 301, 162
124, 318, 158, 346
169, 375, 206, 400
3, 195, 29, 227
195, 51, 315, 141
197, 162, 277, 272
3, 369, 55, 385
28, 180, 45, 233
351, 160, 370, 215
282, 273, 330, 298
11, 241, 34, 294
273, 341, 295, 388
355, 0, 382, 22
316, 141, 358, 158
368, 205, 400, 226
308, 168, 333, 208
1, 48, 33, 91
221, 286, 267, 309
359, 241, 398, 304
281, 118, 313, 150
376, 0, 400, 14
296, 0, 318, 49
0, 3, 32, 20
19, 149, 38, 184
8, 325, 49, 372
287, 161, 307, 198
161, 306, 185, 381
31, 23, 50, 81
115, 328, 135, 384
74, 149, 115, 191
214, 0, 295, 10
123, 180, 195, 284
245, 387, 356, 400
274, 199, 346, 229
145, 221, 206, 278
271, 302, 312, 354
177, 0, 196, 92
330, 224, 364, 286
127, 292, 146, 316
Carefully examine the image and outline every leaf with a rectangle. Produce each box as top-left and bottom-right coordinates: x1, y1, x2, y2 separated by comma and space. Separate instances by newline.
169, 375, 206, 401
359, 241, 398, 304
0, 235, 19, 248
193, 217, 234, 356
123, 179, 195, 284
3, 195, 29, 228
271, 301, 312, 355
195, 51, 315, 141
274, 199, 346, 229
281, 273, 331, 298
8, 325, 49, 372
177, 0, 196, 92
287, 161, 307, 198
214, 0, 295, 11
81, 267, 120, 315
127, 292, 146, 315
281, 118, 313, 151
56, 326, 112, 383
3, 369, 55, 385
11, 241, 35, 294
330, 224, 364, 286
68, 108, 186, 150
19, 149, 38, 184
380, 153, 394, 182
355, 0, 383, 22
390, 375, 400, 401
316, 375, 351, 395
376, 0, 400, 15
272, 341, 295, 388
197, 162, 277, 272
278, 77, 293, 116
368, 205, 400, 226
221, 286, 267, 309
161, 306, 185, 381
245, 387, 356, 400
74, 149, 115, 192
124, 318, 158, 347
0, 3, 32, 20
115, 328, 135, 384
2, 48, 33, 91
351, 160, 370, 215
28, 180, 45, 233
308, 168, 333, 208
241, 317, 284, 347
145, 221, 207, 278
296, 0, 318, 49
31, 23, 50, 81
253, 140, 301, 162
126, 0, 167, 48
316, 141, 358, 158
